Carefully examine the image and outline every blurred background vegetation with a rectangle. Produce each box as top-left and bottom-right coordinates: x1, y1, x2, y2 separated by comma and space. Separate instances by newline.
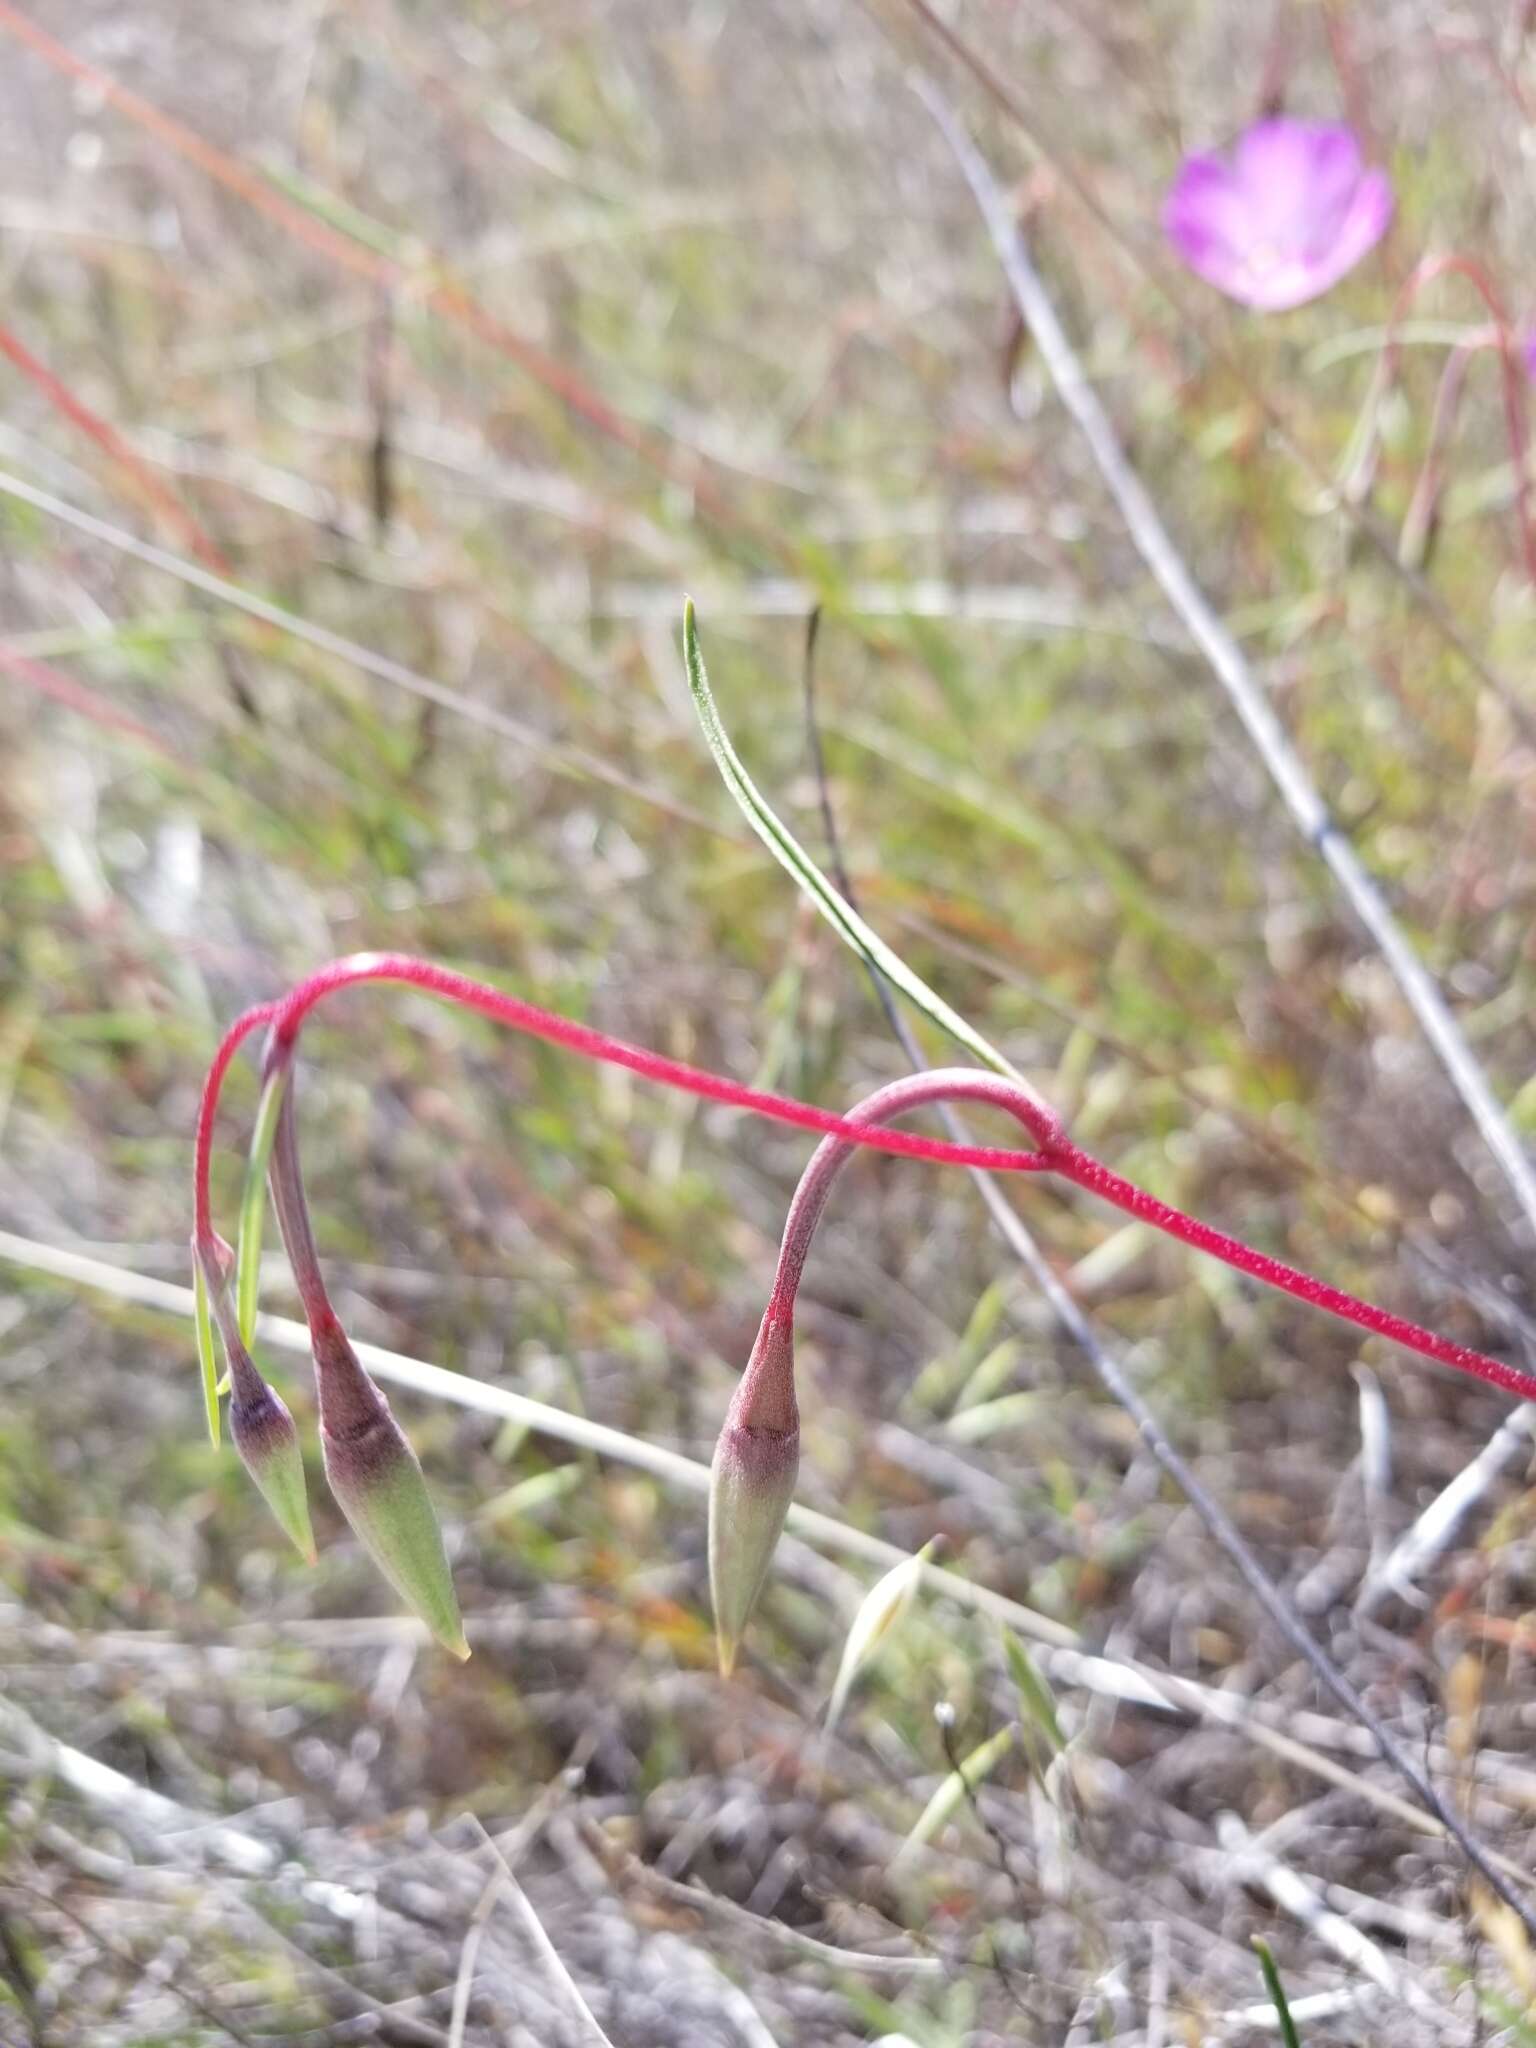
5, 2, 1536, 2041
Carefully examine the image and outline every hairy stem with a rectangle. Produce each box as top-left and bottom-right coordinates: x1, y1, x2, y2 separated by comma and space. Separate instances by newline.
764, 1069, 1064, 1325
196, 952, 1536, 1405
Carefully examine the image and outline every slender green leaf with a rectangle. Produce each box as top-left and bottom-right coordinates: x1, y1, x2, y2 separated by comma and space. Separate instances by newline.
236, 1066, 287, 1346
892, 1723, 1016, 1869
1002, 1628, 1065, 1755
478, 1464, 585, 1523
945, 1388, 1041, 1444
826, 1538, 936, 1731
1253, 1939, 1302, 2048
682, 601, 1012, 1079
193, 1258, 220, 1448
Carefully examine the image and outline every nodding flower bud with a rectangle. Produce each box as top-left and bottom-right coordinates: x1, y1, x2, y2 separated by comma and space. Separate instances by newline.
227, 1350, 317, 1567
708, 1310, 800, 1677
311, 1318, 470, 1660
196, 1234, 315, 1564
708, 1068, 1064, 1679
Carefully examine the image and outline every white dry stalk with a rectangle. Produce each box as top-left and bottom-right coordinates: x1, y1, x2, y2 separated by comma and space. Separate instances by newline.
920, 83, 1536, 1604
1360, 1404, 1536, 1613
7, 1227, 1536, 1892
0, 1694, 275, 1876
1353, 1363, 1393, 1570
468, 1821, 615, 2048
1215, 1812, 1433, 2012
447, 1872, 512, 2048
529, 574, 1182, 643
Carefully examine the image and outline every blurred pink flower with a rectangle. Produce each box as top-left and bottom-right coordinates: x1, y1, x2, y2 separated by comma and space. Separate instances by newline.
1164, 118, 1393, 311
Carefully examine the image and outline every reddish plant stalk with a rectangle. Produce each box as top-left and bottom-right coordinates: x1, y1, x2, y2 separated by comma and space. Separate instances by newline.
1371, 253, 1536, 586
262, 1059, 338, 1334
1398, 332, 1492, 566
755, 1069, 1536, 1405
191, 953, 1057, 1254
0, 643, 174, 759
0, 3, 738, 532
195, 953, 1536, 1406
0, 319, 234, 576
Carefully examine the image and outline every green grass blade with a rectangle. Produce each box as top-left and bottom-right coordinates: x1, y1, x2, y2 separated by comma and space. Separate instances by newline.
193, 1257, 220, 1448
682, 600, 1011, 1078
1002, 1627, 1065, 1756
892, 1723, 1016, 1870
236, 1066, 287, 1347
1253, 1939, 1302, 2048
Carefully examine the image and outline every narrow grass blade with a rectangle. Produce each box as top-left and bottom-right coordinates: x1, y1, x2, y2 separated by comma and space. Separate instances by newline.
236, 1065, 287, 1347
193, 1256, 220, 1448
892, 1723, 1016, 1870
1002, 1628, 1065, 1757
683, 601, 1009, 1078
1253, 1939, 1302, 2048
825, 1539, 935, 1732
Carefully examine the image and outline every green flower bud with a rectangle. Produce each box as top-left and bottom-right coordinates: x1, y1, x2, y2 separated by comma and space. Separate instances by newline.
197, 1234, 315, 1564
312, 1320, 469, 1660
228, 1363, 317, 1567
708, 1313, 799, 1677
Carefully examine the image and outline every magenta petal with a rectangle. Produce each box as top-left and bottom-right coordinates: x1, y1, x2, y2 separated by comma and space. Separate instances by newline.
1323, 166, 1394, 276
1236, 120, 1362, 247
1162, 156, 1248, 291
1245, 167, 1393, 309
1165, 116, 1393, 312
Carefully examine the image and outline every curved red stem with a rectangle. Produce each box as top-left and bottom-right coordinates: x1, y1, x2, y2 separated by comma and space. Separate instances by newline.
192, 954, 1054, 1253
1381, 253, 1536, 586
194, 953, 1536, 1406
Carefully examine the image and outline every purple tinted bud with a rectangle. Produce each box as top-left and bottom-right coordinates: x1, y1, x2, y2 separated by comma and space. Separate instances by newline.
227, 1355, 317, 1567
708, 1312, 800, 1676
197, 1234, 315, 1564
312, 1318, 469, 1660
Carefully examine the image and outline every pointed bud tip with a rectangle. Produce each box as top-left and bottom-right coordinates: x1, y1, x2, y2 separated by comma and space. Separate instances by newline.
228, 1367, 315, 1565
708, 1418, 799, 1677
321, 1375, 466, 1659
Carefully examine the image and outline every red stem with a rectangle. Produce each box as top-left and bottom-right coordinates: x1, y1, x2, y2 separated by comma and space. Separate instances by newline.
264, 1062, 339, 1332
1398, 333, 1490, 565
1054, 1148, 1536, 1403
191, 954, 1054, 1250
1379, 253, 1536, 587
0, 643, 175, 760
194, 953, 1536, 1406
0, 318, 234, 575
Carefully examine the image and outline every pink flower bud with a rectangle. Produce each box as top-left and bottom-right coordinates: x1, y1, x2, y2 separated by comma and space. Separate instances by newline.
311, 1319, 469, 1660
708, 1312, 799, 1676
